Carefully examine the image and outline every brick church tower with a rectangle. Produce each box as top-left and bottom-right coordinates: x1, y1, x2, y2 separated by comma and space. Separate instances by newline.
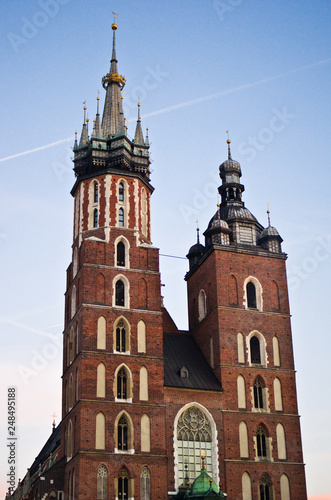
9, 22, 307, 500
184, 140, 307, 499
61, 22, 168, 499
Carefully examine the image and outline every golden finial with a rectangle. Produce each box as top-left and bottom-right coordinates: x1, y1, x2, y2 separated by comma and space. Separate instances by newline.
201, 450, 205, 469
52, 413, 57, 429
86, 118, 89, 123
226, 130, 232, 159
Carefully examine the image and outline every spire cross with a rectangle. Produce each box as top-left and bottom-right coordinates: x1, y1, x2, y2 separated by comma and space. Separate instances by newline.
267, 202, 271, 227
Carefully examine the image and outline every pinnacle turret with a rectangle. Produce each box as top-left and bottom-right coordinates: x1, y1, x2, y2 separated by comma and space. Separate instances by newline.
134, 102, 145, 144
92, 97, 103, 138
79, 106, 89, 146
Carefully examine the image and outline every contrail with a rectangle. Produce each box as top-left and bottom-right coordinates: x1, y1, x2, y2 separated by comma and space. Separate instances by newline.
0, 137, 73, 163
1, 57, 330, 163
140, 57, 331, 119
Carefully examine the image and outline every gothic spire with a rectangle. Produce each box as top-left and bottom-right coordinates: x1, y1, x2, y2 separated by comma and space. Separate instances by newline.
79, 106, 89, 146
134, 102, 144, 144
92, 96, 103, 138
101, 23, 126, 137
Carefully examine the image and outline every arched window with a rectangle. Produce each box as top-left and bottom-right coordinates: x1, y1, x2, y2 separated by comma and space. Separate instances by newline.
228, 274, 238, 306
116, 319, 126, 352
69, 327, 74, 364
97, 465, 108, 500
237, 375, 246, 409
139, 366, 148, 401
117, 241, 125, 266
94, 182, 99, 203
67, 420, 73, 459
274, 377, 283, 411
198, 289, 207, 321
118, 414, 128, 451
253, 377, 264, 410
273, 336, 280, 366
119, 182, 124, 202
71, 285, 76, 319
256, 426, 267, 459
177, 406, 212, 485
119, 207, 124, 227
260, 475, 273, 500
118, 468, 128, 500
246, 281, 256, 308
117, 367, 127, 399
239, 421, 249, 458
276, 423, 287, 460
116, 279, 125, 307
93, 208, 98, 228
140, 466, 151, 500
95, 412, 105, 449
68, 374, 73, 410
97, 363, 106, 398
280, 474, 290, 500
242, 472, 252, 500
271, 280, 280, 311
141, 414, 151, 452
97, 316, 106, 350
137, 320, 146, 353
250, 336, 261, 364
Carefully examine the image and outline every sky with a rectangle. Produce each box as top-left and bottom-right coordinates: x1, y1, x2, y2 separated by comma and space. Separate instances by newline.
0, 1, 330, 498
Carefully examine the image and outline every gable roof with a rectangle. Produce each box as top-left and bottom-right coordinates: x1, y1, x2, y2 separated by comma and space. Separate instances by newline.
163, 333, 222, 391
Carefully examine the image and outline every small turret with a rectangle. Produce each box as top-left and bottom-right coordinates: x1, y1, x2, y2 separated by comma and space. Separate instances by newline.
79, 106, 89, 146
134, 102, 145, 144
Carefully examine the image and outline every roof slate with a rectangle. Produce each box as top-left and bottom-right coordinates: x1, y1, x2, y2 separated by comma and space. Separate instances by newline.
163, 333, 222, 391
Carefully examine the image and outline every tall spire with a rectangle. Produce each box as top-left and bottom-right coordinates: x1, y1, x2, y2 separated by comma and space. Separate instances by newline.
79, 106, 89, 146
92, 96, 103, 138
134, 102, 144, 144
101, 23, 126, 137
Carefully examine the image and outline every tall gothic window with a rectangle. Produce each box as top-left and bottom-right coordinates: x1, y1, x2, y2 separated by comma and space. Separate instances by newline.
93, 208, 98, 228
117, 367, 127, 399
260, 475, 273, 500
97, 465, 108, 500
257, 426, 267, 458
119, 207, 124, 226
119, 182, 124, 202
94, 182, 99, 203
253, 377, 264, 409
118, 415, 128, 451
117, 241, 125, 266
140, 467, 151, 500
246, 281, 257, 308
177, 406, 212, 485
116, 320, 126, 352
118, 469, 128, 500
250, 336, 261, 364
116, 280, 125, 307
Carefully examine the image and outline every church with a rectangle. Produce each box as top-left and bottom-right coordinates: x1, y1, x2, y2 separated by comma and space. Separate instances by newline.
7, 22, 307, 500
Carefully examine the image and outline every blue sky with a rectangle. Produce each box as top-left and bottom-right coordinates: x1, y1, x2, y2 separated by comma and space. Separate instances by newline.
0, 1, 330, 498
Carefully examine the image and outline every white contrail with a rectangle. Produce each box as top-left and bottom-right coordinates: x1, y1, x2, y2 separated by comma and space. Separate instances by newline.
0, 137, 73, 163
1, 57, 330, 163
140, 57, 331, 120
